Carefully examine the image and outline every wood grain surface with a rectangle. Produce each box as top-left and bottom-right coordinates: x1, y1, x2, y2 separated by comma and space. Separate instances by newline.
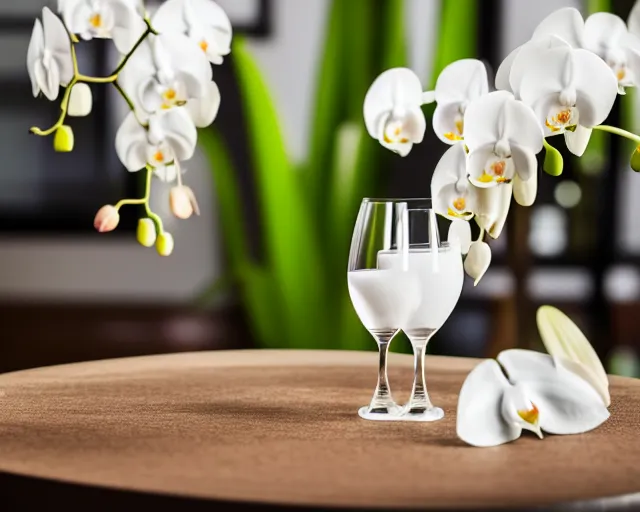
0, 349, 638, 510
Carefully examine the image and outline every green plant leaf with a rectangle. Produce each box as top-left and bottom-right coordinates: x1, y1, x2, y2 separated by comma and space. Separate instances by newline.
379, 0, 407, 70
233, 37, 331, 349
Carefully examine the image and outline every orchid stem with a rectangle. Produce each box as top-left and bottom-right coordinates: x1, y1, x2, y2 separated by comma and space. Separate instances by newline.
113, 80, 136, 111
593, 125, 640, 145
114, 167, 164, 234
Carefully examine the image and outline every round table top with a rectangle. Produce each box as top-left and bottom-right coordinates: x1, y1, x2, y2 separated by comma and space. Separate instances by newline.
0, 349, 638, 510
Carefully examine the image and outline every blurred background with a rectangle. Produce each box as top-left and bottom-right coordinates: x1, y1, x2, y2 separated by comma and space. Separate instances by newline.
1, 0, 639, 377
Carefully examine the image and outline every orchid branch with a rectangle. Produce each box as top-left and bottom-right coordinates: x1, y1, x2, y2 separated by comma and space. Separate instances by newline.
115, 166, 165, 234
592, 124, 640, 145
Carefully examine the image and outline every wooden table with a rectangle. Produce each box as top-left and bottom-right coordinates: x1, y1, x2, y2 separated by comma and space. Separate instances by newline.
0, 349, 638, 510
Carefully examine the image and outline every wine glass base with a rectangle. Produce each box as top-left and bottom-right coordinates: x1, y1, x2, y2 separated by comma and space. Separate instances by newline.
399, 406, 445, 422
358, 404, 403, 421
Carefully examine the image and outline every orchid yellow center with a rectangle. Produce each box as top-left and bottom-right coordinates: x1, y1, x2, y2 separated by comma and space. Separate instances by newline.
617, 68, 626, 81
154, 150, 165, 163
199, 40, 209, 52
546, 108, 575, 133
517, 403, 539, 425
383, 121, 409, 144
444, 132, 463, 141
89, 13, 102, 28
452, 197, 466, 211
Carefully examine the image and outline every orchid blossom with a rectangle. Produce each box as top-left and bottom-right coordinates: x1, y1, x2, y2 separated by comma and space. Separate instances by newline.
464, 91, 544, 188
457, 349, 609, 447
28, 0, 232, 256
583, 12, 640, 94
431, 143, 476, 220
27, 8, 74, 101
152, 0, 233, 65
426, 59, 489, 144
363, 68, 429, 157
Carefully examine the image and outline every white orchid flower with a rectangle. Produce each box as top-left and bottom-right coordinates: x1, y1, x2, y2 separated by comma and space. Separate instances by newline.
428, 59, 489, 144
464, 91, 544, 188
431, 143, 476, 220
115, 108, 197, 172
463, 240, 491, 286
363, 68, 428, 157
496, 7, 584, 96
583, 12, 640, 94
27, 8, 74, 101
457, 349, 610, 447
152, 0, 232, 65
536, 305, 610, 407
117, 32, 214, 124
58, 0, 146, 54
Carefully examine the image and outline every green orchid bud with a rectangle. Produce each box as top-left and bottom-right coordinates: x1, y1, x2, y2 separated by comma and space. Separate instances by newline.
630, 145, 640, 172
543, 142, 563, 176
156, 232, 174, 256
136, 218, 157, 247
53, 125, 74, 152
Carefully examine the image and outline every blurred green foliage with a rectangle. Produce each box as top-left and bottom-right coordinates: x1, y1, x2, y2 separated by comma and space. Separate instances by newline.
198, 0, 477, 350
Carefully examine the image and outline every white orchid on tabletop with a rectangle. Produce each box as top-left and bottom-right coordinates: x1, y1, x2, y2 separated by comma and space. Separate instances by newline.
457, 306, 610, 448
363, 4, 640, 286
27, 0, 231, 256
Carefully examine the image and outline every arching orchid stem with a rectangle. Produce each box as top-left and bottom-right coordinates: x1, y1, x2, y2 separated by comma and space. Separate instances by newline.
593, 125, 640, 144
114, 167, 164, 234
29, 77, 76, 136
113, 80, 135, 111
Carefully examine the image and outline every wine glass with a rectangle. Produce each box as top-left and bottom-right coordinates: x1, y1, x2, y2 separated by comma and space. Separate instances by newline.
347, 198, 424, 420
379, 204, 464, 421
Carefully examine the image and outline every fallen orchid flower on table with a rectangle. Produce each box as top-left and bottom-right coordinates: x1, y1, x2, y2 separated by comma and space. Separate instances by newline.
456, 306, 610, 447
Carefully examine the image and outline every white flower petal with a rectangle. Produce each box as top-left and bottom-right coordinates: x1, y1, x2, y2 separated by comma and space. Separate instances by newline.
564, 125, 592, 157
156, 107, 198, 161
37, 59, 60, 101
187, 80, 221, 127
431, 143, 468, 198
583, 12, 628, 55
193, 0, 233, 58
434, 58, 489, 105
572, 49, 619, 127
513, 171, 537, 207
463, 240, 491, 286
27, 19, 44, 97
421, 90, 436, 104
42, 7, 73, 86
630, 0, 640, 38
511, 144, 537, 182
68, 83, 93, 116
497, 349, 609, 435
501, 384, 543, 439
363, 68, 423, 140
531, 7, 584, 48
115, 112, 148, 172
447, 219, 472, 255
152, 0, 188, 32
536, 305, 610, 406
495, 45, 520, 93
456, 359, 520, 447
432, 102, 464, 145
158, 32, 213, 97
111, 0, 147, 54
555, 356, 610, 408
474, 183, 512, 239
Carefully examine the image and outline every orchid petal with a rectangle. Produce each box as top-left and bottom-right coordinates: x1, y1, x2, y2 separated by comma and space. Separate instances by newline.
186, 80, 221, 128
467, 144, 512, 189
447, 219, 472, 255
456, 359, 520, 447
495, 46, 520, 93
572, 49, 619, 127
497, 349, 609, 435
155, 108, 198, 161
42, 7, 73, 86
501, 384, 543, 439
513, 171, 537, 207
421, 90, 436, 104
536, 305, 610, 406
463, 241, 491, 286
434, 58, 489, 105
630, 0, 640, 38
474, 183, 512, 239
152, 0, 188, 32
111, 0, 147, 54
583, 12, 628, 54
531, 7, 584, 48
193, 0, 233, 58
159, 32, 213, 97
564, 125, 592, 157
115, 112, 148, 172
511, 143, 537, 183
363, 67, 424, 142
431, 143, 468, 198
433, 102, 464, 145
27, 19, 44, 97
37, 59, 60, 101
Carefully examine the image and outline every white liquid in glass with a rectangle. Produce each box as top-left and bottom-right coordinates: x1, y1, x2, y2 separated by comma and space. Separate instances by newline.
377, 248, 463, 331
347, 269, 420, 331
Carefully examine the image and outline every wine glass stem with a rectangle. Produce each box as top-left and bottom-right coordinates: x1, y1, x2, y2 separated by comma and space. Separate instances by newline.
370, 329, 396, 408
407, 333, 435, 412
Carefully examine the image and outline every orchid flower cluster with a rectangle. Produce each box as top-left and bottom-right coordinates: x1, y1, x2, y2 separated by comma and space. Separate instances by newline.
364, 6, 640, 284
457, 306, 611, 447
27, 0, 232, 256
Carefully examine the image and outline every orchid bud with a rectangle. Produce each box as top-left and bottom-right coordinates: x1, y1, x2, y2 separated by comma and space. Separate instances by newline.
156, 232, 175, 256
447, 219, 472, 255
54, 125, 74, 152
630, 146, 640, 172
543, 143, 563, 176
93, 205, 119, 233
513, 173, 537, 207
463, 241, 491, 286
68, 83, 93, 117
169, 185, 200, 219
136, 218, 157, 247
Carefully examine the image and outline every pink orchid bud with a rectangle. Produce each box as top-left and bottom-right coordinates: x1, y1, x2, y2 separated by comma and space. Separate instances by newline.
93, 205, 120, 233
169, 185, 200, 220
